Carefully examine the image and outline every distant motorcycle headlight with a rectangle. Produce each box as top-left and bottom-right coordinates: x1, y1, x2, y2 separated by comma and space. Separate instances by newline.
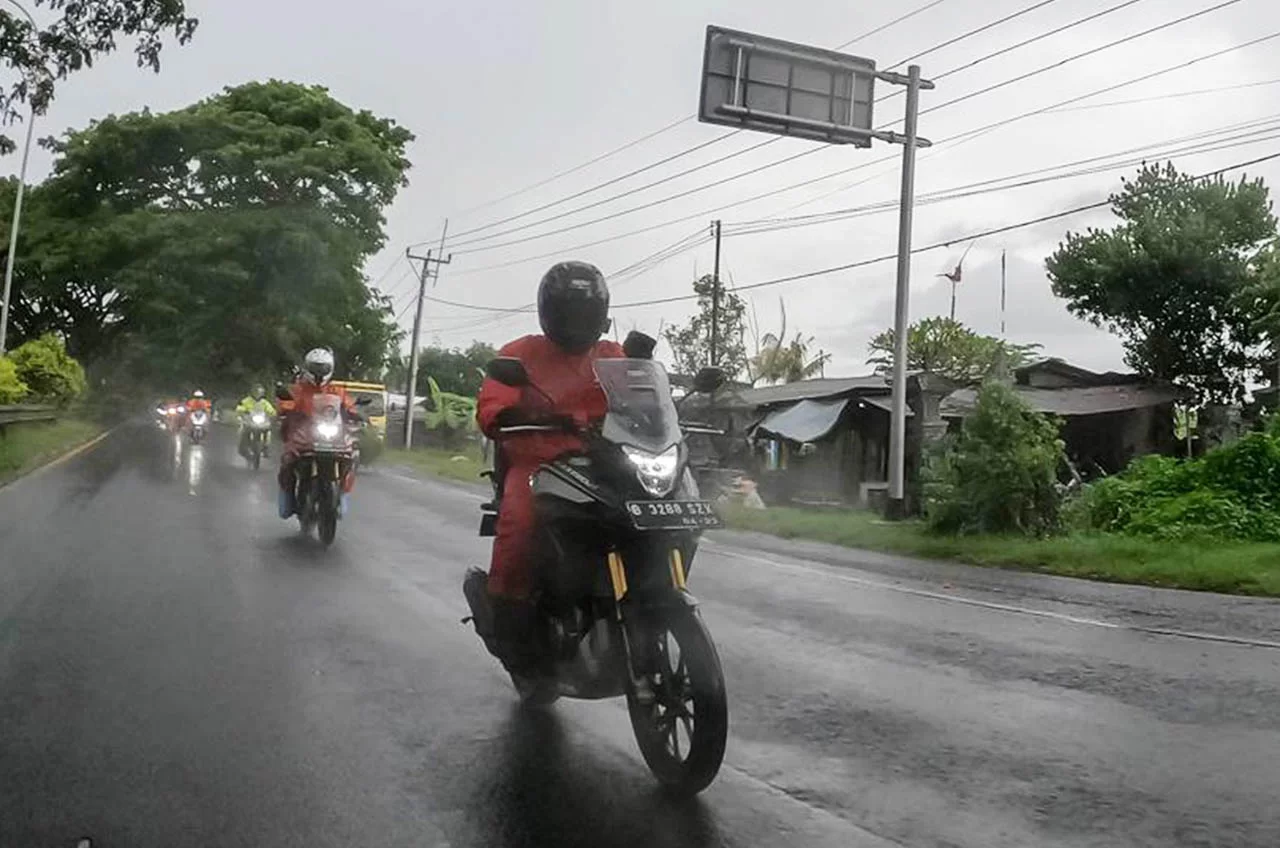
315, 421, 341, 440
622, 444, 680, 497
251, 412, 267, 426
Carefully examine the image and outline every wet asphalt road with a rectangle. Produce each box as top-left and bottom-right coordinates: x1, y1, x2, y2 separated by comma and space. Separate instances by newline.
3, 423, 1280, 848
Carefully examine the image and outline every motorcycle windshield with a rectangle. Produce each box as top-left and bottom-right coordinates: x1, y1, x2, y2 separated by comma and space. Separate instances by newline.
594, 359, 682, 455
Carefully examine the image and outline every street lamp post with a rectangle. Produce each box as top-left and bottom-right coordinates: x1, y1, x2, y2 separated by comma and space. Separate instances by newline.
0, 0, 38, 356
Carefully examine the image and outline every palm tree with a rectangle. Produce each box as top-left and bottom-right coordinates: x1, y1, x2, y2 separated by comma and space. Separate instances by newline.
750, 300, 831, 385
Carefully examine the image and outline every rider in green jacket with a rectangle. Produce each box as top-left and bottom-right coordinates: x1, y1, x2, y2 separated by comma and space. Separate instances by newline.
235, 385, 276, 458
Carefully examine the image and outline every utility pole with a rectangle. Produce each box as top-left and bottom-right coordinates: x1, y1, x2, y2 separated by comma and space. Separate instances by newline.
709, 219, 722, 367
402, 220, 451, 450
886, 64, 924, 520
0, 0, 38, 356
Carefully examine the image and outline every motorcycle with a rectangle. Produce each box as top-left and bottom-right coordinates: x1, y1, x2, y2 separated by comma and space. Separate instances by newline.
165, 404, 185, 434
466, 356, 729, 795
243, 409, 272, 470
291, 394, 369, 546
188, 408, 208, 444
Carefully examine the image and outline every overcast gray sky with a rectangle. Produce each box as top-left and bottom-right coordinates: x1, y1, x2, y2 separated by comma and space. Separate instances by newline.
9, 0, 1280, 376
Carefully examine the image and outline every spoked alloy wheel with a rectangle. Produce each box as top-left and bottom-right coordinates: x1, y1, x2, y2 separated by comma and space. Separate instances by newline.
627, 608, 728, 795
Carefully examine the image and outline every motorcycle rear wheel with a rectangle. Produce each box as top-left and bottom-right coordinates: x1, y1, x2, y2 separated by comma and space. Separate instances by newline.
626, 607, 728, 795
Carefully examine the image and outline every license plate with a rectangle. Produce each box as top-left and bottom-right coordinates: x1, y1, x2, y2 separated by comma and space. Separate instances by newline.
626, 499, 723, 530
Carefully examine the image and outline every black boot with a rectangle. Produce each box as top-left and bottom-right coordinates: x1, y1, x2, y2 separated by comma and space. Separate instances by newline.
491, 596, 543, 677
463, 567, 499, 653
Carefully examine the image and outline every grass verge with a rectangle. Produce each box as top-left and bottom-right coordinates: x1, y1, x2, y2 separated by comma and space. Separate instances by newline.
0, 417, 104, 486
384, 445, 488, 485
721, 505, 1280, 597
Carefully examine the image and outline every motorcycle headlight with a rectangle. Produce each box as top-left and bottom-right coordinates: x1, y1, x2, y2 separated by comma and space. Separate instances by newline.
315, 421, 341, 440
251, 413, 267, 426
622, 444, 680, 497
191, 412, 207, 423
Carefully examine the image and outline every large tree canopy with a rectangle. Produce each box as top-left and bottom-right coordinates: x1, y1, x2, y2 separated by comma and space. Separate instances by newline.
4, 80, 412, 392
867, 316, 1039, 384
0, 0, 197, 153
1046, 162, 1278, 403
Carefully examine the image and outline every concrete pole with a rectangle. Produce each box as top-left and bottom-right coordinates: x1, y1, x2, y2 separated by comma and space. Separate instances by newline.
886, 65, 922, 519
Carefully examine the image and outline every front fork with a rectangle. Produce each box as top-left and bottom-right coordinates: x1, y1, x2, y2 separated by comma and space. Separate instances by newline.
607, 546, 693, 701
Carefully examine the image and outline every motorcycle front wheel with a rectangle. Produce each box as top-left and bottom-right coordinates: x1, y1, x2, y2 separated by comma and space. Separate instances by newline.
317, 473, 338, 547
626, 607, 728, 795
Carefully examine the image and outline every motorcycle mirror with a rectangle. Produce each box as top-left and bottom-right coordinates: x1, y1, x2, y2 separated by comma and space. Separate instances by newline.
486, 357, 529, 388
692, 366, 726, 394
623, 330, 657, 360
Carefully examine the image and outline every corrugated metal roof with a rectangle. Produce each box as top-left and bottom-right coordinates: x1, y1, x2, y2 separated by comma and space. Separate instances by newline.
753, 398, 851, 443
736, 375, 891, 407
941, 384, 1184, 417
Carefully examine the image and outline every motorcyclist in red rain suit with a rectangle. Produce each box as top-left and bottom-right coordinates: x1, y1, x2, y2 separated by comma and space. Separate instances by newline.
466, 261, 625, 675
275, 347, 360, 520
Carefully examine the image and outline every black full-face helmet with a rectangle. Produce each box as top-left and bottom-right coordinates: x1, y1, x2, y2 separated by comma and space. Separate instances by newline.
537, 261, 610, 354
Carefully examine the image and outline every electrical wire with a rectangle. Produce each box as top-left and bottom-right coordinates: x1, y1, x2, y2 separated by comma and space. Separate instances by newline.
604, 150, 1280, 308
445, 28, 1280, 277
1047, 76, 1280, 112
424, 137, 1280, 320
728, 128, 1280, 237
441, 0, 960, 231
448, 0, 1225, 256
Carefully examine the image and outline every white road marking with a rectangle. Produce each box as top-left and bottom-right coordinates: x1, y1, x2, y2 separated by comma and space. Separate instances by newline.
384, 467, 1280, 651
702, 541, 1280, 651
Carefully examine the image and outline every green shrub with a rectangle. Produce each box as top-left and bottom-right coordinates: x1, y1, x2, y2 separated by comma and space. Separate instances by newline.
9, 334, 86, 405
0, 356, 28, 403
925, 381, 1064, 536
1073, 426, 1280, 542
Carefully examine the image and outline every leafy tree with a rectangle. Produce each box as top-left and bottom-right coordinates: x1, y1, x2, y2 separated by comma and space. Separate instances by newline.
751, 301, 829, 384
6, 80, 413, 389
867, 317, 1039, 383
387, 341, 496, 396
925, 381, 1064, 536
663, 274, 748, 380
0, 0, 197, 153
9, 332, 85, 404
0, 356, 28, 403
1047, 162, 1277, 403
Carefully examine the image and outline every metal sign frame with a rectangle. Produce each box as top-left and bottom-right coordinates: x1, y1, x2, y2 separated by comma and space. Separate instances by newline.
699, 26, 880, 147
696, 24, 935, 517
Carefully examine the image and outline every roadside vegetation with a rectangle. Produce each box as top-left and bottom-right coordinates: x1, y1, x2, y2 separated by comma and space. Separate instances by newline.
0, 418, 102, 485
0, 334, 103, 485
721, 506, 1280, 597
726, 379, 1280, 597
384, 444, 487, 485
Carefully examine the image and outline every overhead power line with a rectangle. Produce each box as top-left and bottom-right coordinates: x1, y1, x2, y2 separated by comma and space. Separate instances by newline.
445, 26, 1280, 277
1048, 76, 1280, 112
730, 128, 1280, 240
605, 150, 1280, 309
443, 0, 960, 227
422, 123, 1280, 320
448, 0, 1221, 256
